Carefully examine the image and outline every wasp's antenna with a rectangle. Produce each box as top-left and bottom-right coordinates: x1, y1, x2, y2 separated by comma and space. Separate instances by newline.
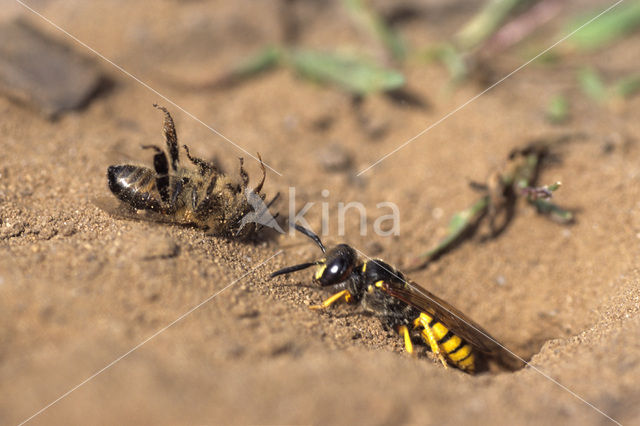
293, 224, 326, 253
270, 262, 318, 278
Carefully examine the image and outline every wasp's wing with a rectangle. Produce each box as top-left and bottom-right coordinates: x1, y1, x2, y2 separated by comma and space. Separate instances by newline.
380, 280, 524, 371
92, 196, 175, 224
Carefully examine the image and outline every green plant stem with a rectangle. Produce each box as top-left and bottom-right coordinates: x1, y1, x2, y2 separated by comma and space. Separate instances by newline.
456, 0, 535, 51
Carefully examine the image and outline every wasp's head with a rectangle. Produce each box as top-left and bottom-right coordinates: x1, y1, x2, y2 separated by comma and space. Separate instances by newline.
270, 225, 358, 287
312, 244, 357, 286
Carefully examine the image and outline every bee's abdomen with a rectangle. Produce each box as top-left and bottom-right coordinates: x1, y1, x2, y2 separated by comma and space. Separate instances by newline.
107, 165, 162, 211
415, 312, 475, 372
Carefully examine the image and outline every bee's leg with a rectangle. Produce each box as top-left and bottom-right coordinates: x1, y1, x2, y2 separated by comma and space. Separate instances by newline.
168, 177, 187, 211
194, 174, 222, 217
252, 153, 266, 194
191, 186, 198, 210
141, 144, 170, 203
153, 104, 179, 171
183, 144, 214, 176
238, 157, 249, 189
309, 290, 353, 310
397, 325, 414, 354
206, 173, 218, 196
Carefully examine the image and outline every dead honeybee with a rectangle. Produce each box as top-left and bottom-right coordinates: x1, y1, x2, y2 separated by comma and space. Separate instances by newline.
271, 225, 525, 373
104, 104, 276, 238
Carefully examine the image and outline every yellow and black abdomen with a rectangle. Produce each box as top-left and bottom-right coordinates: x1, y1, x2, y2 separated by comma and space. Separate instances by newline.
414, 312, 475, 373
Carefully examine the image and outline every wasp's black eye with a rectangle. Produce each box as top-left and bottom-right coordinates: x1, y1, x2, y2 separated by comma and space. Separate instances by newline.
314, 244, 357, 286
316, 257, 350, 286
327, 262, 343, 276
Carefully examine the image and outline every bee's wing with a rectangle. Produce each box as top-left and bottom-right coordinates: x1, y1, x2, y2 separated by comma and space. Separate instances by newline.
92, 196, 175, 224
380, 279, 524, 371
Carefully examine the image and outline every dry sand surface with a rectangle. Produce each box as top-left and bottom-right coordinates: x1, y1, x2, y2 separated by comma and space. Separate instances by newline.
1, 1, 639, 425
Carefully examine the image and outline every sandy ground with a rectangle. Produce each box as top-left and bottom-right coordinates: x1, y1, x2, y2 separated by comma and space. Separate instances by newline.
1, 0, 640, 424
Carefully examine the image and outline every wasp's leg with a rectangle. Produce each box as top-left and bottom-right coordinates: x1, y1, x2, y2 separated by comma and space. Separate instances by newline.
153, 104, 179, 171
421, 324, 448, 369
309, 289, 353, 310
398, 325, 414, 354
183, 144, 214, 176
141, 144, 170, 203
413, 315, 448, 368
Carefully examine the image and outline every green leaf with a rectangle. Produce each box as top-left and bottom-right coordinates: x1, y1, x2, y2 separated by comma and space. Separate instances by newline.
287, 49, 405, 95
231, 46, 282, 77
546, 181, 562, 192
566, 3, 640, 51
456, 0, 535, 50
426, 44, 469, 84
530, 199, 573, 223
343, 0, 406, 61
222, 46, 282, 84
